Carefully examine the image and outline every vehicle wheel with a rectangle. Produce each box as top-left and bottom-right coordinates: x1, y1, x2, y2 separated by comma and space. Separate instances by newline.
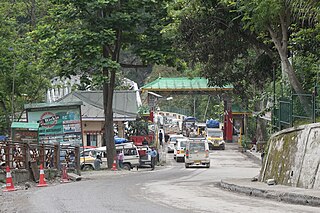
221, 145, 225, 150
206, 163, 210, 168
185, 163, 189, 168
82, 164, 94, 171
209, 144, 213, 150
122, 163, 131, 170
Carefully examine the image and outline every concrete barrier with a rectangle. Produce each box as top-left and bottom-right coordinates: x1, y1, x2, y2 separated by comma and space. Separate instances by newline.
261, 123, 320, 189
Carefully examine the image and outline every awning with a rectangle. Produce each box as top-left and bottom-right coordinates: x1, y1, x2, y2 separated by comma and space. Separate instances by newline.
11, 122, 39, 130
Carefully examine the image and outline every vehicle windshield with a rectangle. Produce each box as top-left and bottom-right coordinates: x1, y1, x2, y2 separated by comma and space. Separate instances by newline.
189, 142, 205, 152
170, 136, 184, 142
180, 141, 187, 148
207, 129, 223, 138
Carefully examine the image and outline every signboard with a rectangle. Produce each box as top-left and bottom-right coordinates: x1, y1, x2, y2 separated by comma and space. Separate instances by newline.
13, 130, 38, 143
27, 105, 82, 145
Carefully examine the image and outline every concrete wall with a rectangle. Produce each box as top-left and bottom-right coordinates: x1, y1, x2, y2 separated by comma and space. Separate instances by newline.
260, 123, 320, 189
0, 169, 59, 184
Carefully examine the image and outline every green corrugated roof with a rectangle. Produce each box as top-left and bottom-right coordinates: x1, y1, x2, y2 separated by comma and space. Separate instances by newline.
24, 101, 83, 110
11, 122, 39, 129
141, 77, 233, 91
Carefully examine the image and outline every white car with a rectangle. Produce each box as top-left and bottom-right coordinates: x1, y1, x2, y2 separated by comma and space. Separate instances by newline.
185, 139, 210, 168
174, 138, 188, 162
167, 134, 186, 153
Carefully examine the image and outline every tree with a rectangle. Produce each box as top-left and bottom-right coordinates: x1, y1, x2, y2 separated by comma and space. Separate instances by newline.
172, 1, 274, 96
224, 0, 320, 111
33, 0, 172, 168
0, 1, 51, 135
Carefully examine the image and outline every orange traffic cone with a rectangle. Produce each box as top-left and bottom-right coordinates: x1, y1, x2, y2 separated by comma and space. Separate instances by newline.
3, 166, 16, 192
37, 164, 48, 187
112, 157, 117, 171
60, 165, 70, 183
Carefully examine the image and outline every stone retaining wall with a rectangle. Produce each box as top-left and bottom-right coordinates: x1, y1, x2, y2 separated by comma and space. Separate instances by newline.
260, 123, 320, 189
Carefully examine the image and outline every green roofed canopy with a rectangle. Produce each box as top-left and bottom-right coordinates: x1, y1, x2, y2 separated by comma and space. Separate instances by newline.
141, 77, 233, 95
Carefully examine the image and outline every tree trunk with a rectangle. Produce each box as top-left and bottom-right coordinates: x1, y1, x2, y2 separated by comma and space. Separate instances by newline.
102, 44, 117, 169
268, 14, 310, 114
103, 71, 116, 169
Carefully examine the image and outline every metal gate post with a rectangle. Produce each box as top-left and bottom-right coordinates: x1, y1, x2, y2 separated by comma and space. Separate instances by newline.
290, 95, 293, 127
312, 91, 316, 123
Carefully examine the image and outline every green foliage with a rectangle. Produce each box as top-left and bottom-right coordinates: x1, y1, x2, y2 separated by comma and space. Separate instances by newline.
173, 0, 274, 101
0, 1, 51, 134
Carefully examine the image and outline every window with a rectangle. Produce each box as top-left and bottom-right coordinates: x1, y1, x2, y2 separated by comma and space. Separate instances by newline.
123, 148, 137, 156
87, 134, 97, 146
189, 143, 205, 151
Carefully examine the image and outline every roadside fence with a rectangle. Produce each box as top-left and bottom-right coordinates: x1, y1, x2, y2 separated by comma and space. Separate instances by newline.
0, 141, 80, 171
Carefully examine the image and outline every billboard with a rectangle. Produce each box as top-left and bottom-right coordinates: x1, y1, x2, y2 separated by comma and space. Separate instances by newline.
27, 105, 82, 145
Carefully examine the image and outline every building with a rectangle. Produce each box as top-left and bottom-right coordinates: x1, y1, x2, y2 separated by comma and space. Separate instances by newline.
57, 90, 140, 147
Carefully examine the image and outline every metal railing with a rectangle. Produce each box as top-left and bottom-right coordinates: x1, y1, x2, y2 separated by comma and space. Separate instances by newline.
0, 141, 80, 171
273, 92, 318, 131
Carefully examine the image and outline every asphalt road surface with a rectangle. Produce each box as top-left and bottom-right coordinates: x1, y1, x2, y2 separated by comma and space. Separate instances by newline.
2, 143, 320, 213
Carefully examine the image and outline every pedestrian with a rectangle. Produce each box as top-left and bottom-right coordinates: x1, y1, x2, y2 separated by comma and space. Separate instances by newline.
261, 150, 265, 165
159, 130, 163, 146
142, 137, 149, 145
150, 147, 157, 170
94, 154, 102, 170
118, 151, 124, 169
250, 137, 257, 152
164, 133, 170, 143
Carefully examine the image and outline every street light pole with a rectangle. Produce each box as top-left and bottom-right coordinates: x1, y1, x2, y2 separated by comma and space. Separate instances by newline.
11, 60, 16, 122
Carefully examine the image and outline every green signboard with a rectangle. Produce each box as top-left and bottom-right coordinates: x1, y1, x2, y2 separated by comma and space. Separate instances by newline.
27, 105, 82, 145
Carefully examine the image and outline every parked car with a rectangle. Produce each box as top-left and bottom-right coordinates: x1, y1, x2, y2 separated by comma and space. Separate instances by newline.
80, 142, 140, 170
173, 138, 188, 162
185, 139, 210, 168
167, 134, 186, 153
80, 148, 107, 170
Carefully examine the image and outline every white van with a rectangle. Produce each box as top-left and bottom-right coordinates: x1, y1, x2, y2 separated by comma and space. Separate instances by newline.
173, 138, 188, 162
185, 139, 210, 168
80, 142, 140, 170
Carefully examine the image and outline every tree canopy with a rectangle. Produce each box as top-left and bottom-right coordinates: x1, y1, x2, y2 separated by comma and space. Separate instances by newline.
30, 0, 174, 168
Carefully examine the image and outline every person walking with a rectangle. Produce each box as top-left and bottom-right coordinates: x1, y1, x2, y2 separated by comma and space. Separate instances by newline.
150, 147, 157, 170
118, 151, 124, 169
164, 133, 170, 143
159, 130, 163, 146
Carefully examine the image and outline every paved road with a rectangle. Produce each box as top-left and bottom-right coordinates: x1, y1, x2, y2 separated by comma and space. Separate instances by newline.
4, 143, 320, 212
